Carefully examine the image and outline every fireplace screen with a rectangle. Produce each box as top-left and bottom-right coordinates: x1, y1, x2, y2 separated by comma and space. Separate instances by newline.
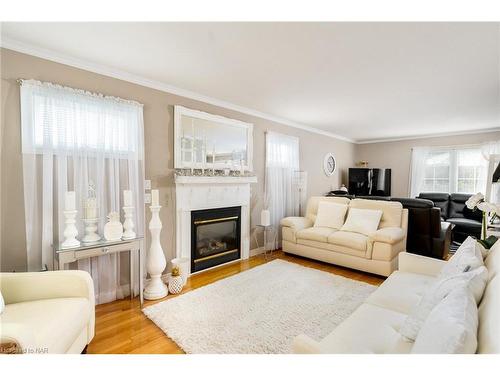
191, 206, 241, 272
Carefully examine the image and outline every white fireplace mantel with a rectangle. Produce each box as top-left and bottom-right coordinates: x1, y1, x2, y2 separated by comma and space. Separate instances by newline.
174, 174, 257, 275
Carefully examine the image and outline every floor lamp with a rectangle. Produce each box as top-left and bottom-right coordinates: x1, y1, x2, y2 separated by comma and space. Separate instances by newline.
294, 170, 308, 216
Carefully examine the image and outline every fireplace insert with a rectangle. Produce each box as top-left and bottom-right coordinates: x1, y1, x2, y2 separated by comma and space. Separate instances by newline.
191, 206, 241, 273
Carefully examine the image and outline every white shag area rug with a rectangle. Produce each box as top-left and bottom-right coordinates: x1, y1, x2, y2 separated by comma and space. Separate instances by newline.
143, 259, 376, 354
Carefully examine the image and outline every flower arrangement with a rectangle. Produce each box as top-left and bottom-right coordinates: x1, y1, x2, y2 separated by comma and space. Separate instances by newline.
465, 192, 500, 242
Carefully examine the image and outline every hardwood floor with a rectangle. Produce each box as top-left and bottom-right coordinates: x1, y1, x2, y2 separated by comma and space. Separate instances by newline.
87, 251, 385, 354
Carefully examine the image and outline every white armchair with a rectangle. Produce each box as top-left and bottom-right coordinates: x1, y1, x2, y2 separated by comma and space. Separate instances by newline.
0, 270, 95, 354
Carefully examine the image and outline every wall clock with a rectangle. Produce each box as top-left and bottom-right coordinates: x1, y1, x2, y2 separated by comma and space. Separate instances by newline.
323, 153, 337, 176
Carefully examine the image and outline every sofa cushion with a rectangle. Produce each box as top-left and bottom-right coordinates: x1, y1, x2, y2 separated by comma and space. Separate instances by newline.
449, 193, 473, 219
1, 297, 90, 354
349, 199, 403, 229
341, 208, 383, 236
418, 193, 450, 219
328, 231, 368, 251
411, 287, 478, 354
296, 227, 336, 242
439, 237, 483, 278
366, 270, 435, 315
305, 196, 350, 223
318, 303, 412, 354
296, 239, 366, 258
400, 266, 488, 341
314, 201, 348, 230
446, 217, 482, 230
463, 206, 483, 222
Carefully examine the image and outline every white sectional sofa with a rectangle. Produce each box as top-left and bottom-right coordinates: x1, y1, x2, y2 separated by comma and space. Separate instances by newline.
292, 245, 500, 354
0, 270, 95, 354
281, 197, 408, 277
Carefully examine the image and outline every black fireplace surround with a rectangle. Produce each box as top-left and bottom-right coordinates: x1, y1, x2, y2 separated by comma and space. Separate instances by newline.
191, 206, 241, 273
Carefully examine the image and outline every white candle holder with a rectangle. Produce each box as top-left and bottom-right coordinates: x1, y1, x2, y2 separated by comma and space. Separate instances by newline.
144, 205, 168, 300
62, 210, 80, 248
82, 218, 100, 243
122, 206, 136, 240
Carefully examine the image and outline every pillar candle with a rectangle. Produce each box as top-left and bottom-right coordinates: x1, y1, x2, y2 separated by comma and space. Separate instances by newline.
261, 209, 270, 227
151, 189, 159, 206
85, 198, 97, 219
65, 191, 76, 211
124, 190, 133, 207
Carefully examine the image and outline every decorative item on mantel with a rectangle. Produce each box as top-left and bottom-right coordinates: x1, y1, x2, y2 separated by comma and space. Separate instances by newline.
144, 189, 168, 300
168, 266, 184, 294
174, 168, 256, 177
103, 212, 123, 241
122, 189, 136, 240
61, 191, 80, 249
82, 182, 100, 243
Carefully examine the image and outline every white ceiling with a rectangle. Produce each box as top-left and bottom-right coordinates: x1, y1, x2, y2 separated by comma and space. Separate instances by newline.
2, 22, 499, 143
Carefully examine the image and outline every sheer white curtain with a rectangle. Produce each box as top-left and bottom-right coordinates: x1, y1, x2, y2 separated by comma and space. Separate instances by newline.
265, 131, 299, 248
408, 147, 430, 198
482, 141, 500, 161
21, 79, 145, 304
482, 141, 500, 203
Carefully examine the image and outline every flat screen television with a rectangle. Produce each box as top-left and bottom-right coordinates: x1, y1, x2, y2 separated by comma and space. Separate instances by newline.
348, 168, 391, 197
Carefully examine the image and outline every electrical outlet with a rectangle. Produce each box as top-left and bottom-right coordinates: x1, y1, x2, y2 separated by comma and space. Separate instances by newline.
144, 193, 151, 204
144, 179, 151, 190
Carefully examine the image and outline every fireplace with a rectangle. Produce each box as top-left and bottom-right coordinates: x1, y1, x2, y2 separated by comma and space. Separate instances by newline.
191, 206, 241, 273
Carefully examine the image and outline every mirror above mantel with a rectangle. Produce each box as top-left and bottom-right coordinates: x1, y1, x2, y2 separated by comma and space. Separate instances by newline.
174, 106, 254, 172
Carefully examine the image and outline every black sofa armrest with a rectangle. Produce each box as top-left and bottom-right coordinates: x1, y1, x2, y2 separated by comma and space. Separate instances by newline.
432, 221, 452, 259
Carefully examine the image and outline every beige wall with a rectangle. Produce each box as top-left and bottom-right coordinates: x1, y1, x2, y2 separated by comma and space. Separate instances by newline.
355, 131, 500, 198
0, 48, 355, 272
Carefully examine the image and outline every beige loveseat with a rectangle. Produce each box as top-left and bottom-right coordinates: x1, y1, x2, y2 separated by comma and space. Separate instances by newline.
281, 197, 408, 277
0, 270, 95, 354
292, 246, 500, 354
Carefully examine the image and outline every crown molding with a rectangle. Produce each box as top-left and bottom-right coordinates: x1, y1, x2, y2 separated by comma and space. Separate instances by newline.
356, 127, 500, 145
0, 37, 355, 143
2, 37, 498, 146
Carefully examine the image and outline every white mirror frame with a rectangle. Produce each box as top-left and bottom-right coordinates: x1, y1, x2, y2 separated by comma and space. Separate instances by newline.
174, 105, 253, 171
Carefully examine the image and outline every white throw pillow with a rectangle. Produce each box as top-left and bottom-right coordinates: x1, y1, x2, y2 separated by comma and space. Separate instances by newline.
439, 236, 483, 278
400, 265, 488, 342
0, 290, 4, 314
411, 287, 478, 354
340, 208, 383, 236
313, 202, 348, 230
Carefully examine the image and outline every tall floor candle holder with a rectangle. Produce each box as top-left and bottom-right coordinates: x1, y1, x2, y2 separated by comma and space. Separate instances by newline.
62, 210, 80, 248
144, 205, 168, 300
122, 206, 136, 239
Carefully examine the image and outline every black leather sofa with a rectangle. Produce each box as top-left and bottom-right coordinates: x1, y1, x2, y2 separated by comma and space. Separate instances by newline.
417, 193, 482, 244
328, 194, 452, 259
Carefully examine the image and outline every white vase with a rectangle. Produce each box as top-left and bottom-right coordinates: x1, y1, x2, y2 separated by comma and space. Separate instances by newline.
144, 205, 168, 300
171, 257, 190, 286
104, 212, 123, 241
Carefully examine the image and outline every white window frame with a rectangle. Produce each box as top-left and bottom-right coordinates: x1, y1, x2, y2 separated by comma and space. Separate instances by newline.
421, 146, 487, 194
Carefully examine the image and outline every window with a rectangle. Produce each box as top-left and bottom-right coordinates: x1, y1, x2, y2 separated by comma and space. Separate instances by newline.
417, 147, 487, 195
21, 80, 143, 157
423, 151, 450, 192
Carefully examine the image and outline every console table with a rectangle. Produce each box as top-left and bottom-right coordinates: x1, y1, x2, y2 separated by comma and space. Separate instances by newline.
56, 238, 144, 306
